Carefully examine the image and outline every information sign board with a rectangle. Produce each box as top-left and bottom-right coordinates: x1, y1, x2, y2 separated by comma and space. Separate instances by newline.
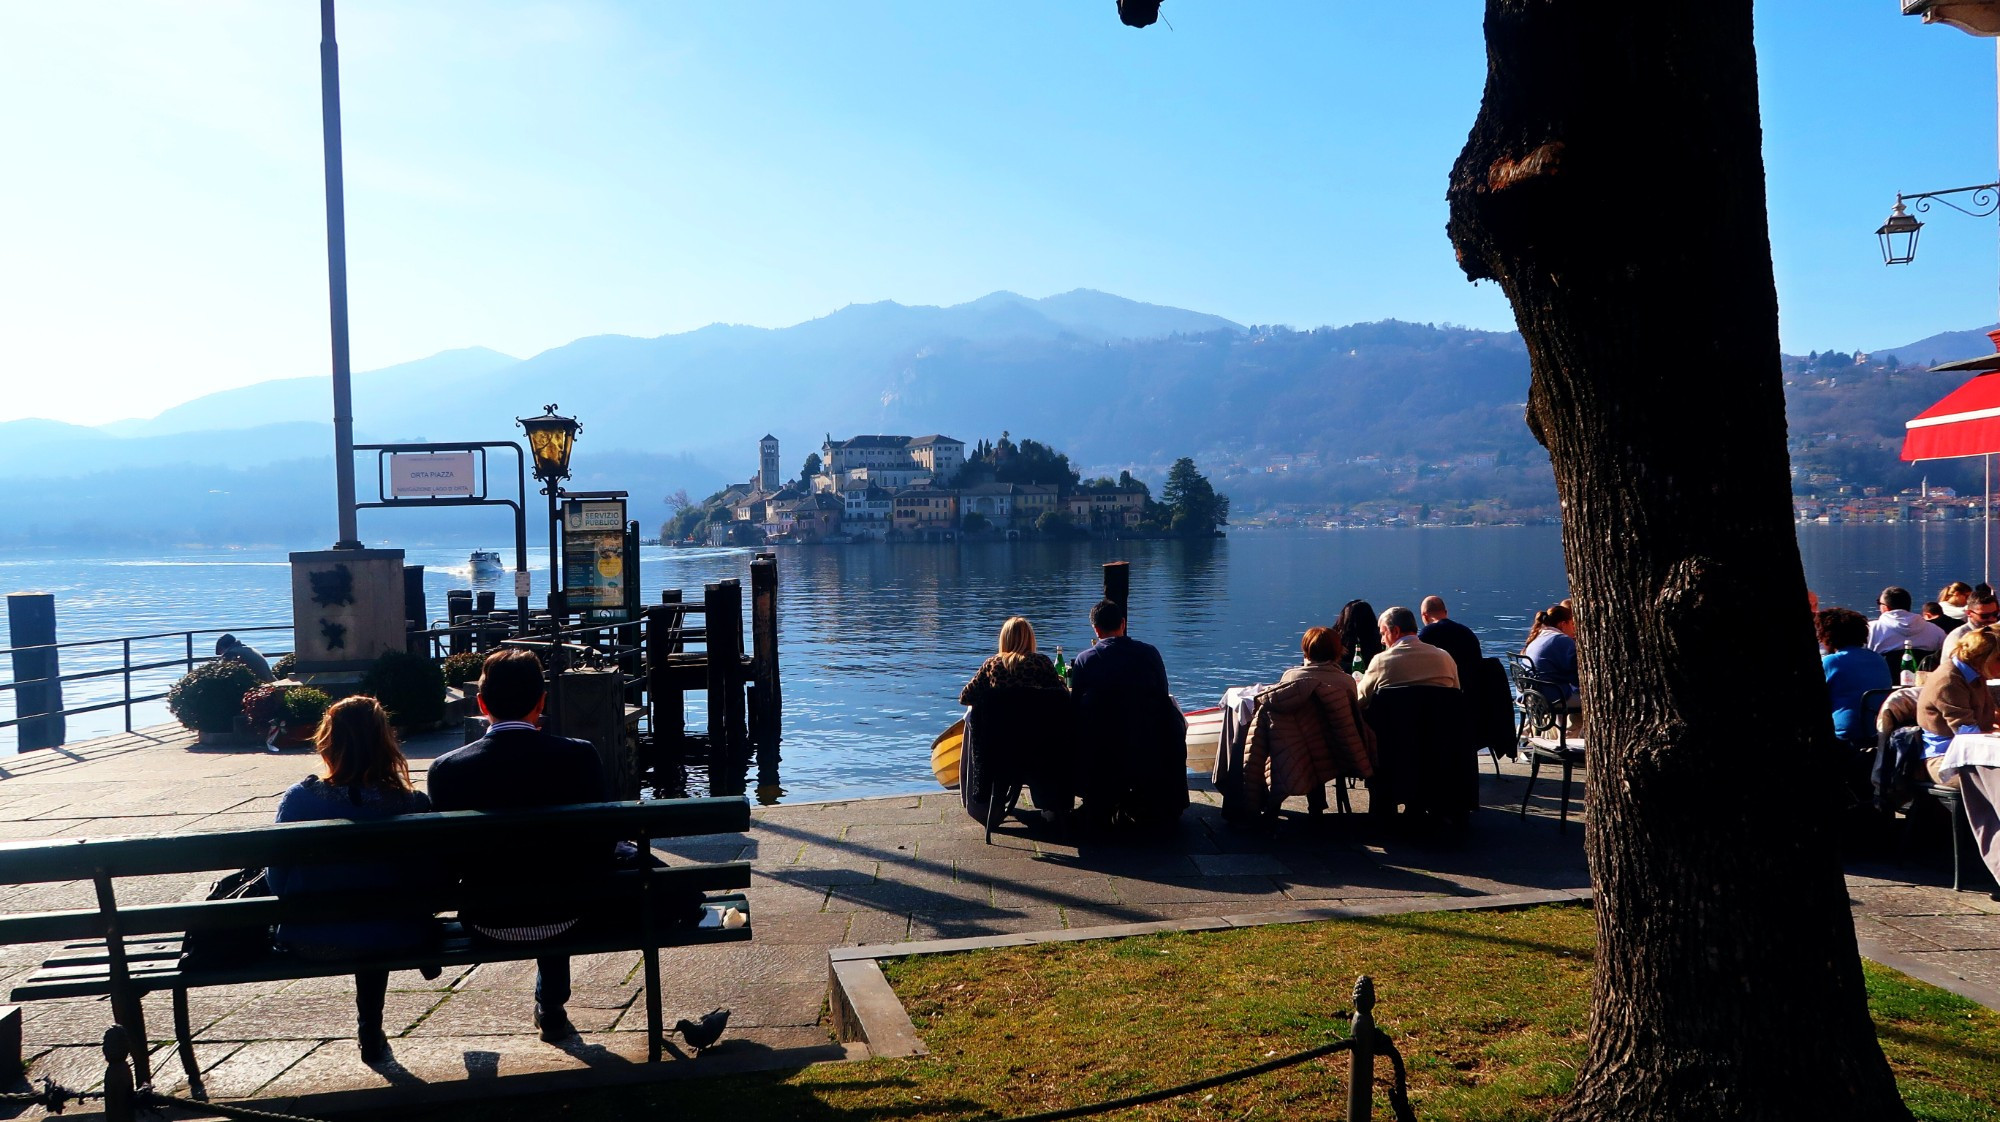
388, 452, 478, 498
562, 499, 628, 611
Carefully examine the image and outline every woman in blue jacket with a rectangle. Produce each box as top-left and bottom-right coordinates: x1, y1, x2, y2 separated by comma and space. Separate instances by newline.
268, 696, 436, 1063
1819, 607, 1892, 743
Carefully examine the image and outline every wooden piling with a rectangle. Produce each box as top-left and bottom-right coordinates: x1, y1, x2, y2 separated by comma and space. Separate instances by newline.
6, 593, 63, 751
1102, 560, 1130, 624
402, 566, 427, 653
646, 592, 686, 742
749, 553, 781, 751
446, 589, 472, 655
704, 579, 748, 761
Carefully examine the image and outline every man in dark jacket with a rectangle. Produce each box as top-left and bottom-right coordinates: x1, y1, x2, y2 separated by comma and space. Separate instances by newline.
1417, 596, 1483, 683
428, 649, 607, 1043
1068, 599, 1186, 830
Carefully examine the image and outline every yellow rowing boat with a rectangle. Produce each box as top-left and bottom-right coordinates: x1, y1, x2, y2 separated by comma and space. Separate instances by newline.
931, 717, 965, 789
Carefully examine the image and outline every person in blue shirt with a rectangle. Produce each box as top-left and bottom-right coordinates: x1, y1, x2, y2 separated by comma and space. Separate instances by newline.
268, 696, 437, 1064
1521, 603, 1580, 709
1817, 608, 1892, 743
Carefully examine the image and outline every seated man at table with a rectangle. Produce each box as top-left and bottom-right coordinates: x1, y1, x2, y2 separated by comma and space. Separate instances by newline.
1943, 591, 1999, 655
1869, 586, 1947, 655
1417, 595, 1483, 685
1915, 626, 2000, 790
1358, 605, 1459, 708
1068, 599, 1187, 832
428, 649, 609, 1044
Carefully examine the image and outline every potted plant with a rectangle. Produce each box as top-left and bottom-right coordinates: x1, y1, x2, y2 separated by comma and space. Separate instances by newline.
441, 651, 485, 689
167, 661, 262, 744
361, 649, 447, 730
241, 685, 332, 750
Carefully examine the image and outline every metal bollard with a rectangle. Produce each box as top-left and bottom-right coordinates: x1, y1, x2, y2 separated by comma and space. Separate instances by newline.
1348, 975, 1376, 1122
100, 1024, 136, 1122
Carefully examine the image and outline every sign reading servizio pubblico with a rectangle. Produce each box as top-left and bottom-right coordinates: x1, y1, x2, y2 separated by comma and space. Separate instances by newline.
387, 452, 478, 498
562, 499, 627, 611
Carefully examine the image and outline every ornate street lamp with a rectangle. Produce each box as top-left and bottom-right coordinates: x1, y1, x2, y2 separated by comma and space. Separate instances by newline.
516, 404, 581, 613
518, 404, 580, 487
1877, 199, 1924, 266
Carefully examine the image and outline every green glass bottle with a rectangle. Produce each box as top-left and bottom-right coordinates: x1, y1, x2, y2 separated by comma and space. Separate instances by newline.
1054, 646, 1069, 682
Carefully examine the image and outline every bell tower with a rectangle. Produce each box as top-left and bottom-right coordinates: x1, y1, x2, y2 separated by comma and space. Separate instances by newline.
759, 435, 781, 492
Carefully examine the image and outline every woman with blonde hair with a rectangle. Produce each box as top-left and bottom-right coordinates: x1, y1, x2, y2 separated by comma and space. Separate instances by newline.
959, 616, 1065, 705
1917, 625, 2000, 788
268, 696, 436, 1063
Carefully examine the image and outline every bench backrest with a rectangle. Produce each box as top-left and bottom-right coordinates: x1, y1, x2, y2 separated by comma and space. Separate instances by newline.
0, 797, 750, 946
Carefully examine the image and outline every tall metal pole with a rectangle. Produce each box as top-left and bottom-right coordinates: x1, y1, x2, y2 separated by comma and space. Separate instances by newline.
320, 0, 361, 549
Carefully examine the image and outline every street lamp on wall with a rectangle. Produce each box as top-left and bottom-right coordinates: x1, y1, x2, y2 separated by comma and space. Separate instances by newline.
1877, 200, 1923, 266
516, 404, 581, 616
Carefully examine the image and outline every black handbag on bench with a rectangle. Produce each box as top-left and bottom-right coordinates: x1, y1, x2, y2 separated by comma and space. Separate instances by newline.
178, 867, 274, 971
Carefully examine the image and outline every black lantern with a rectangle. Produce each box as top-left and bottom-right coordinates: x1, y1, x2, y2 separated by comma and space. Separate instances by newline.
517, 404, 581, 488
1878, 200, 1923, 266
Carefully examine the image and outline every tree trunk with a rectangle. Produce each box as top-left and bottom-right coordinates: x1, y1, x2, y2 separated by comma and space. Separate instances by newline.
1446, 5, 1910, 1120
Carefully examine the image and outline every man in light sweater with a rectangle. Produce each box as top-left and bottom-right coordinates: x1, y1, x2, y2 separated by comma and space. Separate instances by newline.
1358, 605, 1460, 708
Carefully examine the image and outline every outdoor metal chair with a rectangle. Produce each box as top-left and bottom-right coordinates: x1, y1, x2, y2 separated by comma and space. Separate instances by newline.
1880, 648, 1941, 679
1510, 654, 1586, 830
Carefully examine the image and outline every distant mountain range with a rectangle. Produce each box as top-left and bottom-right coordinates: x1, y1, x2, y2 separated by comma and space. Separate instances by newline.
5, 287, 1986, 548
1863, 325, 2000, 367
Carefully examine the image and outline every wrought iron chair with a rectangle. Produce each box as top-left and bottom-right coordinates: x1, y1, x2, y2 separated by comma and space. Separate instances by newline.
1510, 654, 1586, 831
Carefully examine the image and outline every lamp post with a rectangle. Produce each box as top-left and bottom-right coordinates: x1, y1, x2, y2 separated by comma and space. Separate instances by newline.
517, 405, 581, 616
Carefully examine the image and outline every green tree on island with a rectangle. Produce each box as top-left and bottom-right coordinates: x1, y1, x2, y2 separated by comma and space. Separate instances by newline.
799, 452, 821, 485
1161, 458, 1228, 537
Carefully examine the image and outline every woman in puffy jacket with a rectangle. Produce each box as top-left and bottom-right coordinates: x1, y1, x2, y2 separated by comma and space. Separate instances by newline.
1241, 627, 1378, 818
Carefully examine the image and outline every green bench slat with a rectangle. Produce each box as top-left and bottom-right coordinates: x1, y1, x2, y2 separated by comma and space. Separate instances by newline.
0, 798, 750, 884
10, 896, 751, 1001
0, 861, 750, 945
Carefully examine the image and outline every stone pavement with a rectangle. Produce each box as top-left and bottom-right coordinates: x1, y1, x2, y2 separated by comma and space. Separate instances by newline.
0, 725, 1993, 1116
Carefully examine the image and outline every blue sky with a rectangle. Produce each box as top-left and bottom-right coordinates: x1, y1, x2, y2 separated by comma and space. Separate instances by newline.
4, 2, 2000, 424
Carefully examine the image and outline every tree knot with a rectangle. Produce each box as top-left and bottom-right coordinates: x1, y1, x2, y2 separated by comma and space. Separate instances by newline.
1655, 556, 1717, 615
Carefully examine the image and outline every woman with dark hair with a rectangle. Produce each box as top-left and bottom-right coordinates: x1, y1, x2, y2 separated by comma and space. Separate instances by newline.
1818, 607, 1891, 743
1334, 600, 1383, 673
268, 696, 436, 1063
1522, 603, 1580, 707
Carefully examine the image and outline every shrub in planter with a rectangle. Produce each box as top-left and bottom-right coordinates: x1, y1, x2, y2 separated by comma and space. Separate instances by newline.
271, 652, 298, 680
241, 685, 288, 737
361, 650, 446, 727
282, 687, 331, 732
441, 651, 486, 689
168, 661, 262, 733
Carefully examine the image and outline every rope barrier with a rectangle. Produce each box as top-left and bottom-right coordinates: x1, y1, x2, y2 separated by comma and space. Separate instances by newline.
0, 1078, 90, 1113
977, 1028, 1421, 1122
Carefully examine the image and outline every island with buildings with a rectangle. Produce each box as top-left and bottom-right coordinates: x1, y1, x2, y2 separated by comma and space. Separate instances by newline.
667, 433, 1215, 545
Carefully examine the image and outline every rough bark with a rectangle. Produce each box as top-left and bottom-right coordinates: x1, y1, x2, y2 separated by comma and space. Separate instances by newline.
1446, 5, 1911, 1120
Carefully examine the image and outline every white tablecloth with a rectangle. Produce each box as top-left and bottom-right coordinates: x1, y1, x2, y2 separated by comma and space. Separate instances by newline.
1940, 732, 2000, 785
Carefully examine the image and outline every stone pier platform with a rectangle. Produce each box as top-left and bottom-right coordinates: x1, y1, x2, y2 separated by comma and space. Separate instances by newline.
0, 725, 1993, 1117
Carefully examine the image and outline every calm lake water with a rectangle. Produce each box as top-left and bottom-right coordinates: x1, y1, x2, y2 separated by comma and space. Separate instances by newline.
2, 523, 1991, 799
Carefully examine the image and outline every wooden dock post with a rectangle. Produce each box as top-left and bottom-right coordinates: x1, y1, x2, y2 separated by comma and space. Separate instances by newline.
445, 589, 472, 655
1102, 560, 1130, 625
646, 592, 686, 743
748, 553, 781, 752
402, 565, 427, 653
5, 593, 63, 751
704, 579, 748, 761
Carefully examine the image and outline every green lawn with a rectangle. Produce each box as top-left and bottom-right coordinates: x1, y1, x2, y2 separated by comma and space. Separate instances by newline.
388, 905, 2000, 1121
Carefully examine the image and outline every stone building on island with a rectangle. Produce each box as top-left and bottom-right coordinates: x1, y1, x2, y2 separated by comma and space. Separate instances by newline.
718, 431, 1147, 543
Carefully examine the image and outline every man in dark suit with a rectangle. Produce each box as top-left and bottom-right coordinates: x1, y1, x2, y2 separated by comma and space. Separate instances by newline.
1068, 599, 1186, 830
1417, 595, 1483, 684
428, 649, 608, 1043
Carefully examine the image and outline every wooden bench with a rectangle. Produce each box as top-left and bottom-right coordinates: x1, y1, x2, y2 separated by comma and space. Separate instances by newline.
0, 797, 752, 1096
